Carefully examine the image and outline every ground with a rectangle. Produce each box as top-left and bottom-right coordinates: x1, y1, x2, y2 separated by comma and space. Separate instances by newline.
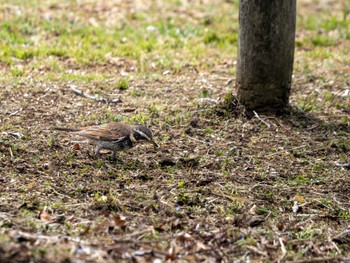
0, 0, 349, 262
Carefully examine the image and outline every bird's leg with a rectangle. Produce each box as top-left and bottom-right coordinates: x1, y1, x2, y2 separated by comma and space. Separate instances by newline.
111, 151, 116, 161
94, 145, 102, 158
110, 151, 124, 163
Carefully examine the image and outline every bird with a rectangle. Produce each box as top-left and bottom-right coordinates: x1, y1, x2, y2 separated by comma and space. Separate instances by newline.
53, 122, 158, 160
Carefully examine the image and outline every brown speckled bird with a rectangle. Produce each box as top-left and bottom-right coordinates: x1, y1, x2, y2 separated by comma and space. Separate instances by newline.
53, 122, 158, 160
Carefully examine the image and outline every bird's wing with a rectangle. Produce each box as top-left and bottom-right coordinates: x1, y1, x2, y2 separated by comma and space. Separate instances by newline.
72, 122, 132, 141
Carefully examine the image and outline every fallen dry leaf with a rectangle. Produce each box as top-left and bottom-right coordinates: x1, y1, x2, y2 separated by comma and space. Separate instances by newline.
39, 211, 54, 222
113, 214, 127, 227
72, 143, 81, 151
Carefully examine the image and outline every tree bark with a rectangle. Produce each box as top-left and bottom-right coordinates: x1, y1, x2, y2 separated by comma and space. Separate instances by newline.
236, 0, 296, 113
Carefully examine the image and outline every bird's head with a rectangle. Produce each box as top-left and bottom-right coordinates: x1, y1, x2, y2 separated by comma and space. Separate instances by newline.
132, 126, 159, 148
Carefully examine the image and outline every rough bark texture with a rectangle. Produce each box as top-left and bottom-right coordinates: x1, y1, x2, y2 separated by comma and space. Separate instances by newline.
236, 0, 296, 113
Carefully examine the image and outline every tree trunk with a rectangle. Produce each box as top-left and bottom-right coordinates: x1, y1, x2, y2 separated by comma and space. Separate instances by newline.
236, 0, 296, 113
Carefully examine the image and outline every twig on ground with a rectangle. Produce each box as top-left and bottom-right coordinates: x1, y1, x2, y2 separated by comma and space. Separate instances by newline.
49, 186, 73, 199
245, 245, 268, 257
334, 162, 350, 169
68, 85, 121, 104
331, 241, 341, 254
211, 191, 250, 203
290, 257, 350, 263
187, 135, 207, 144
278, 237, 287, 262
1, 132, 24, 139
267, 145, 307, 157
9, 108, 22, 117
8, 147, 13, 159
317, 114, 350, 118
253, 111, 271, 128
3, 229, 91, 245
